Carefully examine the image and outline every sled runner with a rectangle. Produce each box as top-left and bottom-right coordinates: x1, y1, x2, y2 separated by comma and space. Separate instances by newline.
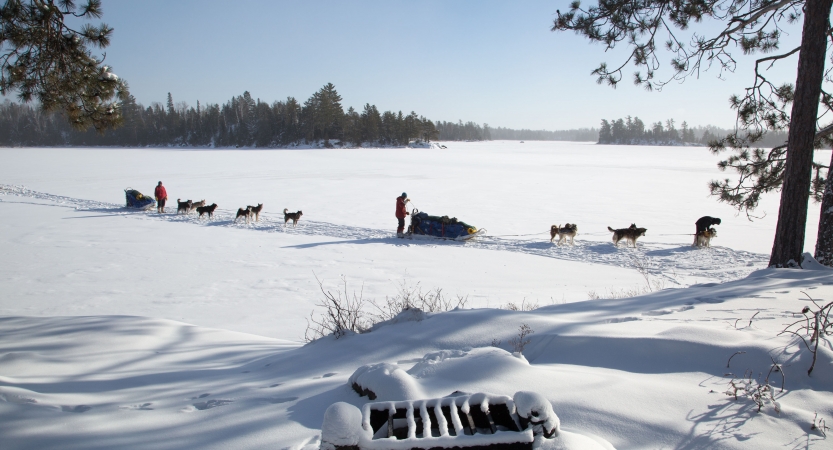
408, 209, 485, 241
124, 188, 156, 210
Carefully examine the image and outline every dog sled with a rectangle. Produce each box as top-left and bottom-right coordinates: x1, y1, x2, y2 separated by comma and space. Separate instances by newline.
124, 188, 156, 210
408, 209, 485, 241
320, 391, 559, 450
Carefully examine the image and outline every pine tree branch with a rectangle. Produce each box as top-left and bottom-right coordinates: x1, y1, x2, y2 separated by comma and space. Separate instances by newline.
723, 0, 797, 37
759, 45, 802, 71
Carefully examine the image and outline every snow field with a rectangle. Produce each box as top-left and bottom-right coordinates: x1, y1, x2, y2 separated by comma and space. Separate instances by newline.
1, 143, 832, 449
1, 266, 832, 449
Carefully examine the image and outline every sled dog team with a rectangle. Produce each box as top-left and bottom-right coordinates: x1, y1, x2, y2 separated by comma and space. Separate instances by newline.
155, 182, 720, 247
550, 215, 720, 249
155, 180, 301, 226
177, 200, 302, 226
168, 198, 302, 226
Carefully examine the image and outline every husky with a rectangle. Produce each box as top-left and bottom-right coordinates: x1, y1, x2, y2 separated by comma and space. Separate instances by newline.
608, 224, 647, 247
550, 223, 578, 245
694, 227, 717, 248
176, 199, 192, 215
247, 203, 264, 222
235, 206, 253, 224
188, 199, 206, 214
196, 203, 218, 219
283, 208, 303, 227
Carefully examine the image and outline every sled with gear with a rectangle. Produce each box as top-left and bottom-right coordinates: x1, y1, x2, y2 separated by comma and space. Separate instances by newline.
320, 391, 559, 450
407, 209, 485, 240
124, 188, 156, 210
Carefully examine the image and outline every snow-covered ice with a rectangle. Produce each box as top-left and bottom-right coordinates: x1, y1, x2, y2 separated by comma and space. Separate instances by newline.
1, 142, 832, 449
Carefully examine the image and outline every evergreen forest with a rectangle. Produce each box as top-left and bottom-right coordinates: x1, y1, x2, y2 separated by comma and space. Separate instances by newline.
598, 116, 788, 148
0, 82, 592, 147
1, 82, 778, 149
0, 84, 445, 147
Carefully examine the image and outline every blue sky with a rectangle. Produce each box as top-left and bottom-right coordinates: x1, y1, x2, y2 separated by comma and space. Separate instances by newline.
90, 0, 803, 130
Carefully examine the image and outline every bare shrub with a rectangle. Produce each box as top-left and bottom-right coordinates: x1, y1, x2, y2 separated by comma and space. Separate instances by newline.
368, 279, 468, 323
305, 276, 467, 342
509, 323, 534, 354
304, 274, 370, 342
779, 292, 833, 375
503, 298, 540, 311
811, 412, 829, 437
587, 286, 650, 300
630, 255, 667, 292
724, 356, 784, 414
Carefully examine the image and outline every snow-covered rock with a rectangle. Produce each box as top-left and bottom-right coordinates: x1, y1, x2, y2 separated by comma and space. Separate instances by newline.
320, 402, 368, 450
348, 363, 425, 401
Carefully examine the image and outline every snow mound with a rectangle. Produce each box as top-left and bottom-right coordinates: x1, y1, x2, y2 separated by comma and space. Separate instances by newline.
407, 140, 437, 149
370, 307, 428, 331
320, 402, 369, 450
348, 363, 425, 401
406, 349, 469, 378
348, 347, 532, 402
408, 347, 529, 384
536, 430, 616, 450
802, 252, 833, 270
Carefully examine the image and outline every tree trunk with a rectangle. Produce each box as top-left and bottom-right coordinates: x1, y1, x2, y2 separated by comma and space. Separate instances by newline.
769, 0, 832, 267
815, 150, 833, 265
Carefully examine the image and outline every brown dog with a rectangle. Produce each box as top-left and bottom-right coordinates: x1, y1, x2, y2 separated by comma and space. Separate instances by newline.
235, 206, 253, 224
247, 203, 264, 221
283, 208, 303, 227
196, 203, 218, 219
693, 227, 717, 248
188, 199, 206, 214
550, 223, 578, 245
608, 224, 647, 247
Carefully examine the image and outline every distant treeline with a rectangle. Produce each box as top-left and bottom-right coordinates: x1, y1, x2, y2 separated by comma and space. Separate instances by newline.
436, 121, 492, 141
0, 83, 448, 147
598, 116, 789, 148
434, 123, 599, 142
489, 127, 598, 142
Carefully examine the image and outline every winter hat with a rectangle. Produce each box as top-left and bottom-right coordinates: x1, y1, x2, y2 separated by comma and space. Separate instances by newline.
401, 192, 407, 197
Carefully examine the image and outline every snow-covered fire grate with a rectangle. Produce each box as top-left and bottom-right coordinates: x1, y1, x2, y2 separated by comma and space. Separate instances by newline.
320, 391, 558, 450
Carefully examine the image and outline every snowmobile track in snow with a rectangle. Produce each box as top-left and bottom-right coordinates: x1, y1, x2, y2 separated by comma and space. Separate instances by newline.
1, 184, 768, 286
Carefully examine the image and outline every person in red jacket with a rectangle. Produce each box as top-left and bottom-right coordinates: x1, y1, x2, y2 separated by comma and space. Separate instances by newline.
154, 181, 168, 214
395, 192, 409, 237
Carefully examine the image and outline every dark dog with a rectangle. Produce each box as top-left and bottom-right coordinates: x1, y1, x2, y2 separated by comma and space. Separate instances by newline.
196, 203, 218, 219
283, 208, 303, 227
247, 203, 264, 222
177, 199, 192, 214
235, 206, 253, 224
188, 199, 206, 214
608, 224, 647, 247
550, 223, 578, 245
